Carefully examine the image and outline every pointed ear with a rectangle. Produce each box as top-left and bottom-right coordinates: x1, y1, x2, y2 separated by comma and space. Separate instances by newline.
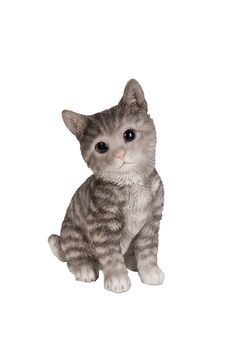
120, 79, 148, 115
62, 110, 87, 140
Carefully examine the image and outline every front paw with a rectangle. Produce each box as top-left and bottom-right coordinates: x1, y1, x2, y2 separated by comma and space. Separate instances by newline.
138, 266, 165, 285
75, 264, 99, 282
104, 273, 131, 293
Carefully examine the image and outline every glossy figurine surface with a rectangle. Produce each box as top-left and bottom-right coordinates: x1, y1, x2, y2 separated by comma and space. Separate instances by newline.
48, 79, 164, 293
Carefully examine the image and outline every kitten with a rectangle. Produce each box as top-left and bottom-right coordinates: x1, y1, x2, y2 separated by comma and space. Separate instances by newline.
48, 79, 164, 293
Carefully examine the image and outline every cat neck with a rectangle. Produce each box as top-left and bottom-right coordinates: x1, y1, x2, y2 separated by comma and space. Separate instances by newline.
96, 169, 154, 186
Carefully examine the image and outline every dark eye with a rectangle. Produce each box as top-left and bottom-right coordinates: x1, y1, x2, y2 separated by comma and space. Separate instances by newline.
123, 129, 136, 143
95, 141, 109, 154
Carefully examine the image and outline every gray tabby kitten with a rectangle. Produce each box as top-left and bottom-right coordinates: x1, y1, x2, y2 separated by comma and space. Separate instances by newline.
48, 79, 164, 293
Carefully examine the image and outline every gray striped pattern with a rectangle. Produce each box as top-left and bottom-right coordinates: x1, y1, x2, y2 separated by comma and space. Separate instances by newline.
48, 79, 165, 292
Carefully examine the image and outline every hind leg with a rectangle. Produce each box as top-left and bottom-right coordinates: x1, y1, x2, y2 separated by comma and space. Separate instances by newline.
48, 234, 66, 262
61, 223, 99, 282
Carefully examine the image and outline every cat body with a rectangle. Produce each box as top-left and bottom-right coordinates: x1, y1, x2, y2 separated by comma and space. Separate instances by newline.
48, 79, 164, 293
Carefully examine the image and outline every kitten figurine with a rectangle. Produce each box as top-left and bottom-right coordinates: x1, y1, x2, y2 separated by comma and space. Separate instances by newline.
48, 79, 165, 293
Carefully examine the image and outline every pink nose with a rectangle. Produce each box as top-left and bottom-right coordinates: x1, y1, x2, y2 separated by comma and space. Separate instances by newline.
115, 149, 126, 159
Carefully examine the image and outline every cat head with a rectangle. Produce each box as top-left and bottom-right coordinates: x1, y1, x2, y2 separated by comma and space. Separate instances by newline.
62, 79, 156, 183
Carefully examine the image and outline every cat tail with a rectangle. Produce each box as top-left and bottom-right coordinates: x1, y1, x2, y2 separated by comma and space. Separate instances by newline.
48, 234, 66, 262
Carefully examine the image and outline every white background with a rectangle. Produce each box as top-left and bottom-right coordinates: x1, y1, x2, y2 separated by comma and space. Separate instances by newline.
1, 1, 235, 353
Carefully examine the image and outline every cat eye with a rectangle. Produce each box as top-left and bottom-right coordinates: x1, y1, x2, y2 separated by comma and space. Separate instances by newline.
123, 129, 136, 143
95, 141, 109, 154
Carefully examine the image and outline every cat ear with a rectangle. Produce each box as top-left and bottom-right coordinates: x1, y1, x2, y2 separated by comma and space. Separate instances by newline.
62, 110, 87, 139
120, 79, 148, 114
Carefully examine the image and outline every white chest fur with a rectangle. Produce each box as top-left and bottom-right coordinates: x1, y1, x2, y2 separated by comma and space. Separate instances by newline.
120, 184, 152, 254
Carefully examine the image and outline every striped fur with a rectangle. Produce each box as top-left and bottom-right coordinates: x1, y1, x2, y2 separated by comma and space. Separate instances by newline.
48, 79, 164, 292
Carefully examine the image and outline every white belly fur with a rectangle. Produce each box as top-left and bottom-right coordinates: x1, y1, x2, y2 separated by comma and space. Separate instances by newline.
120, 185, 152, 254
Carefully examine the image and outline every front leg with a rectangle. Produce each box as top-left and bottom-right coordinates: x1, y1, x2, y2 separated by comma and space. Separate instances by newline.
135, 178, 165, 285
135, 220, 164, 285
97, 242, 131, 293
88, 189, 131, 293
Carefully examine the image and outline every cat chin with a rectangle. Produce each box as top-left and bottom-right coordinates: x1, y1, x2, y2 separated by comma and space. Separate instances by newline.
96, 169, 147, 185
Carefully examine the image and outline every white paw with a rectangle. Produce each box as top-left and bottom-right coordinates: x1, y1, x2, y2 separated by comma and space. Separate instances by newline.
139, 266, 165, 285
75, 264, 99, 282
104, 273, 131, 293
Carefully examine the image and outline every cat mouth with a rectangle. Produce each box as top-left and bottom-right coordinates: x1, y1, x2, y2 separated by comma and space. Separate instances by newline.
118, 161, 135, 169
